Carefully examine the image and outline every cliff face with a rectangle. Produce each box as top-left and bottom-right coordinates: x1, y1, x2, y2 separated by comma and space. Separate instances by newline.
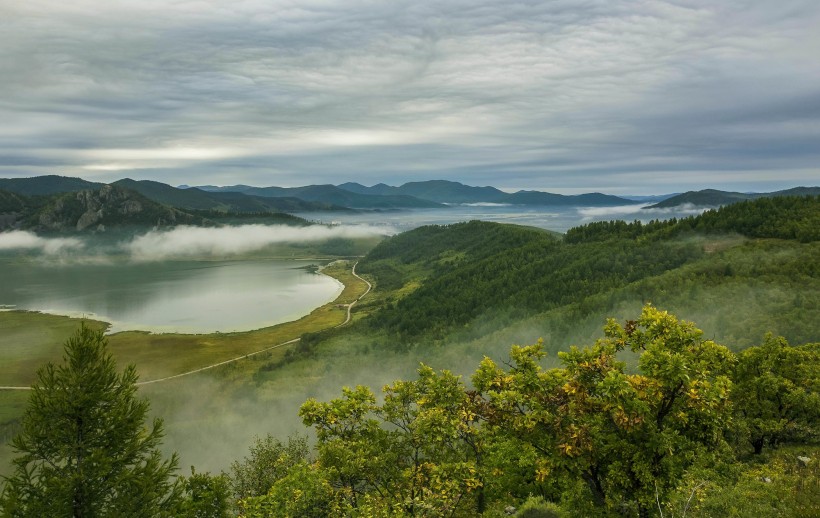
31, 184, 204, 233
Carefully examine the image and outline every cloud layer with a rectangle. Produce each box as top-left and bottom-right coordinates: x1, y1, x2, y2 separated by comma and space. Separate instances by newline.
0, 230, 84, 255
124, 224, 391, 261
1, 1, 819, 193
0, 224, 389, 262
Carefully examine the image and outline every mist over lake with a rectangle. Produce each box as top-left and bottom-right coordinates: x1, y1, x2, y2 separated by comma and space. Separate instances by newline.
0, 205, 703, 334
0, 258, 342, 333
296, 203, 706, 233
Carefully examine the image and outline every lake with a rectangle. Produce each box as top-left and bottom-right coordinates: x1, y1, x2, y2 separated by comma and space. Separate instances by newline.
0, 258, 342, 333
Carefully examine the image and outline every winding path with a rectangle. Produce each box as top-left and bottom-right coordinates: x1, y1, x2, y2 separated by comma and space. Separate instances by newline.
1, 261, 372, 390
336, 261, 372, 328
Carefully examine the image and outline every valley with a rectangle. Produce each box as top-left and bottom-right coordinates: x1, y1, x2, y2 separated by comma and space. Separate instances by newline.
1, 191, 818, 516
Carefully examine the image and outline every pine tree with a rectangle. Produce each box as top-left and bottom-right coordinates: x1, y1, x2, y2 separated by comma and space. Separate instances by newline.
0, 323, 181, 517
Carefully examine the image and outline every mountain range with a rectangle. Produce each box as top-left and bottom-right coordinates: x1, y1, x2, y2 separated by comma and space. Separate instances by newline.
196, 183, 443, 209
2, 176, 819, 234
330, 180, 635, 206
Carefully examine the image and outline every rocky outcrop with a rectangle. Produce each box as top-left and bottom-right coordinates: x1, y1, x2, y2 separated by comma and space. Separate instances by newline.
29, 184, 205, 233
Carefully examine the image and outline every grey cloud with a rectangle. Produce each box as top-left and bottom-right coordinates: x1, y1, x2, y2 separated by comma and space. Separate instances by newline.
1, 0, 819, 193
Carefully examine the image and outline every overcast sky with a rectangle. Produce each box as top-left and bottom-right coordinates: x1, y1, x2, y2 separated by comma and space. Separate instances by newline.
1, 0, 818, 194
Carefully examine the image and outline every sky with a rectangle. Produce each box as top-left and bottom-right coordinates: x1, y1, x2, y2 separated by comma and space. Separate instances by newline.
1, 0, 819, 195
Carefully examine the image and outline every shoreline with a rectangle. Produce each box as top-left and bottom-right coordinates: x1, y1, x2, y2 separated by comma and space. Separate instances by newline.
0, 256, 354, 336
0, 259, 370, 388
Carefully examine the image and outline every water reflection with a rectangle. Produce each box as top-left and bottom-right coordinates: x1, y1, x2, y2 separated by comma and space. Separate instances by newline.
0, 259, 342, 333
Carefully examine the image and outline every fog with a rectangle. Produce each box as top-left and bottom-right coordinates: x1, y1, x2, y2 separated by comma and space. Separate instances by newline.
577, 203, 708, 219
0, 224, 393, 263
0, 230, 84, 255
124, 224, 393, 262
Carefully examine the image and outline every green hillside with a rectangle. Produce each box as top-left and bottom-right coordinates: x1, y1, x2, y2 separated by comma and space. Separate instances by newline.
649, 186, 820, 208
0, 191, 28, 213
357, 196, 820, 345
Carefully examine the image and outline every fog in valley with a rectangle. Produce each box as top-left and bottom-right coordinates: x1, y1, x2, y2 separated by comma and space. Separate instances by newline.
1, 202, 803, 478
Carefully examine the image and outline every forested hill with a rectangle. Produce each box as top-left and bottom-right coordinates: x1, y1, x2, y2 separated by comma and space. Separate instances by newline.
647, 186, 820, 209
357, 195, 820, 344
566, 194, 820, 243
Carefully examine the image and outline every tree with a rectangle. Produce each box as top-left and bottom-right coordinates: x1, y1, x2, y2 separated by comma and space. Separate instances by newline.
473, 305, 736, 516
178, 467, 231, 518
0, 323, 181, 517
297, 367, 488, 516
732, 334, 820, 454
229, 434, 309, 502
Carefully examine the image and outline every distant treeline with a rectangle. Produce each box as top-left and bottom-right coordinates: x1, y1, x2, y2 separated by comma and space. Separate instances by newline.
565, 195, 820, 243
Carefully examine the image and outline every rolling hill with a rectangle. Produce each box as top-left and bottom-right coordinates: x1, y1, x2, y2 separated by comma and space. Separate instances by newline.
357, 195, 820, 345
23, 184, 208, 233
648, 186, 820, 208
0, 184, 312, 233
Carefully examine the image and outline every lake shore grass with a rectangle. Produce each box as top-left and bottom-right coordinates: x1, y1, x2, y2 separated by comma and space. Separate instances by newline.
0, 260, 370, 386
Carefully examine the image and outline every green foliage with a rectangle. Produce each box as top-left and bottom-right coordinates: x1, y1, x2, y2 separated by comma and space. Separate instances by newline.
0, 191, 27, 213
666, 446, 820, 517
239, 462, 335, 518
566, 195, 820, 244
298, 367, 489, 516
733, 336, 820, 453
178, 467, 232, 518
0, 323, 181, 517
515, 496, 565, 518
473, 305, 736, 515
229, 434, 309, 501
225, 306, 820, 517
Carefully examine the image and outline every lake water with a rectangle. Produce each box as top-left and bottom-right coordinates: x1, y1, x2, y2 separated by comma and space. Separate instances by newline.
0, 258, 342, 333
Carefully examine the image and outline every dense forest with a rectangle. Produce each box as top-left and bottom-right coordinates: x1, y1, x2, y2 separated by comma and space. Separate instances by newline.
357, 196, 820, 348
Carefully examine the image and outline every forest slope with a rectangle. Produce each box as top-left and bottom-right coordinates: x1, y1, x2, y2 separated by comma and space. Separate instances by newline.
357, 195, 820, 345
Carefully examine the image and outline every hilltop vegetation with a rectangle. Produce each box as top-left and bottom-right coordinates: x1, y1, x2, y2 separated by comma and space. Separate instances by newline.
357, 196, 820, 346
648, 186, 820, 209
241, 306, 818, 517
4, 307, 817, 517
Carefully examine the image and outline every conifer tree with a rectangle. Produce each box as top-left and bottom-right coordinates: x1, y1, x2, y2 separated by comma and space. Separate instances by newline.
0, 323, 181, 517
